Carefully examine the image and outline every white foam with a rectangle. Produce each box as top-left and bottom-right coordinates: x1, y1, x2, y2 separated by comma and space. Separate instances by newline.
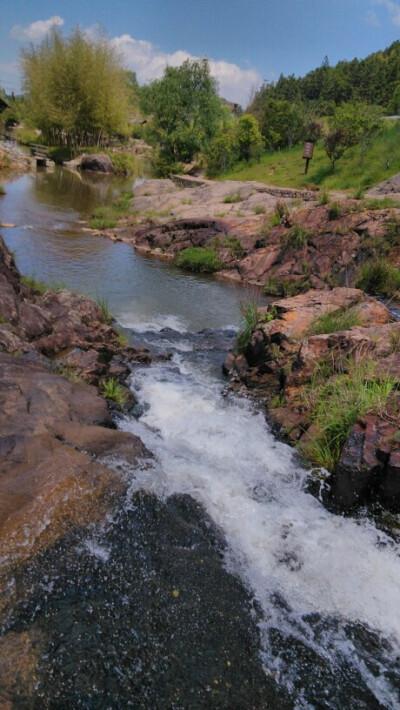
120, 356, 400, 703
117, 313, 188, 334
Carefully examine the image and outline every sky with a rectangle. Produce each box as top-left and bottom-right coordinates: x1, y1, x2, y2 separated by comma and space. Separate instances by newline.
1, 0, 400, 105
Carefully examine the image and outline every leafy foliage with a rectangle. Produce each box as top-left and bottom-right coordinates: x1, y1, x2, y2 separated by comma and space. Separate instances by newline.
101, 378, 128, 406
141, 59, 224, 173
22, 29, 131, 148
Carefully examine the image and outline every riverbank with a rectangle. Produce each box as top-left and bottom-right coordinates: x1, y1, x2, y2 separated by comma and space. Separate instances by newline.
91, 177, 400, 297
224, 287, 400, 514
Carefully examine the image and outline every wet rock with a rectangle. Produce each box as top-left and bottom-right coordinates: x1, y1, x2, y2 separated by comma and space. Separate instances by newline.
0, 352, 150, 573
1, 493, 291, 709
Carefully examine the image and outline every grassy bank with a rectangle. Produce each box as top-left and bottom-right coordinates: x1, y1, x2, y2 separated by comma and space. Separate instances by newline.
220, 121, 400, 192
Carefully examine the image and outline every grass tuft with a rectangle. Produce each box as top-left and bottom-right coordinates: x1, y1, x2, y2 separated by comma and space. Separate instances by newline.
308, 307, 361, 335
101, 377, 128, 406
223, 192, 242, 204
327, 202, 342, 220
0, 184, 5, 196
97, 298, 113, 324
302, 359, 395, 470
175, 247, 222, 273
236, 302, 259, 353
356, 259, 400, 297
284, 225, 311, 249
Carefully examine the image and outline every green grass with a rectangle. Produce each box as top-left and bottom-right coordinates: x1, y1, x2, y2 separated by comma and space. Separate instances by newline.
89, 191, 133, 230
219, 122, 400, 192
101, 377, 128, 406
318, 190, 330, 205
223, 192, 242, 204
253, 205, 266, 215
308, 307, 361, 335
175, 247, 222, 273
236, 302, 259, 353
21, 276, 61, 295
302, 359, 395, 470
222, 235, 245, 258
284, 225, 311, 249
356, 259, 400, 297
96, 298, 113, 324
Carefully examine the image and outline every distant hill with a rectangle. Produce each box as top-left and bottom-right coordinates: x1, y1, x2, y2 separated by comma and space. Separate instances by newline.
249, 42, 400, 114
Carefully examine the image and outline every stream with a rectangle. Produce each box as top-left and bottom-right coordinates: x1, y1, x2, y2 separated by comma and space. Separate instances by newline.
1, 166, 400, 708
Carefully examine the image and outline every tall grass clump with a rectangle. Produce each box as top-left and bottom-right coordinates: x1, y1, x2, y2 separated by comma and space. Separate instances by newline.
303, 359, 395, 470
175, 247, 222, 273
97, 297, 113, 324
0, 185, 5, 196
89, 191, 132, 230
308, 307, 361, 335
236, 302, 259, 353
356, 259, 400, 296
101, 377, 127, 406
284, 225, 311, 249
223, 193, 242, 204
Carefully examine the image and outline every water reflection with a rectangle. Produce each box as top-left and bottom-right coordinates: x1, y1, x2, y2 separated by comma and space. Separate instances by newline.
0, 169, 263, 331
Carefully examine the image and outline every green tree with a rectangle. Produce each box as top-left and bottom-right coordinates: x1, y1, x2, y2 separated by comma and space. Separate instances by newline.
140, 59, 224, 172
205, 128, 238, 176
235, 114, 264, 161
324, 101, 383, 169
21, 29, 130, 148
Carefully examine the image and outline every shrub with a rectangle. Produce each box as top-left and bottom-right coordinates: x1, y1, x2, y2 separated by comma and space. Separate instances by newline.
356, 259, 400, 296
175, 247, 222, 273
223, 193, 242, 204
236, 302, 259, 353
327, 202, 342, 220
302, 359, 394, 470
308, 307, 361, 335
101, 377, 128, 406
108, 151, 137, 176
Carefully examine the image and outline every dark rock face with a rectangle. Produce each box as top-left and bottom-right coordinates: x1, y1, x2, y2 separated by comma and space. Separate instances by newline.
133, 218, 229, 257
224, 288, 400, 513
0, 493, 291, 709
80, 153, 114, 173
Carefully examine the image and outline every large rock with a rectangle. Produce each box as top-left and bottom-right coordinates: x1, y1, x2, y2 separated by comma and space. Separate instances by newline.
80, 153, 114, 173
0, 352, 150, 576
225, 288, 400, 513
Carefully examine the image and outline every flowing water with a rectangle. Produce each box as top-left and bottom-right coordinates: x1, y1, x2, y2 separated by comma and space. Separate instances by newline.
1, 165, 400, 708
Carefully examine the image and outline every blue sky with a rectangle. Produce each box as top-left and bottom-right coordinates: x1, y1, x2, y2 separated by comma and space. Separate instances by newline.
1, 0, 400, 104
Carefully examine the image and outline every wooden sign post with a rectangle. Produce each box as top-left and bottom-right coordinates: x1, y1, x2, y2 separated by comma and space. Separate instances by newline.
303, 141, 314, 175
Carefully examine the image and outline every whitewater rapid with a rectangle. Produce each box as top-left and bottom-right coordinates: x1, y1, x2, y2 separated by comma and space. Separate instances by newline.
120, 341, 400, 707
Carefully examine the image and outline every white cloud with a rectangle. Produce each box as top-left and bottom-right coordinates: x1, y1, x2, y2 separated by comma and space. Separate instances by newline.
374, 0, 400, 25
10, 16, 64, 42
365, 9, 380, 26
111, 34, 262, 106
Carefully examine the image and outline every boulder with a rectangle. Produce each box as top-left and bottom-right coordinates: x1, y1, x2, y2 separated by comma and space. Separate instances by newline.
80, 153, 114, 173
